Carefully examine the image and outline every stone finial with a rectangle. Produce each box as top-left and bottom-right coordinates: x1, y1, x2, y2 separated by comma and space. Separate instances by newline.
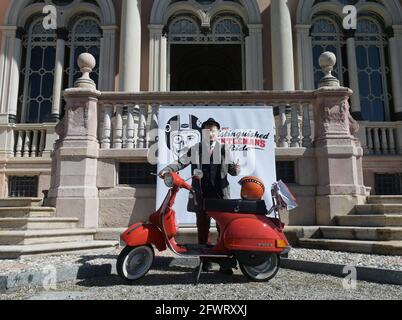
75, 53, 96, 89
319, 51, 340, 88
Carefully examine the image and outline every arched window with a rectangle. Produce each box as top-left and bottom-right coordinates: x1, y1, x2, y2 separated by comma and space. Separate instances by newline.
19, 19, 57, 123
211, 17, 244, 43
67, 16, 102, 87
311, 16, 348, 88
168, 17, 201, 43
355, 17, 390, 121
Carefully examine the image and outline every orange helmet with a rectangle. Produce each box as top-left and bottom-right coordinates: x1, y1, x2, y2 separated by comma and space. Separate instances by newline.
239, 176, 265, 200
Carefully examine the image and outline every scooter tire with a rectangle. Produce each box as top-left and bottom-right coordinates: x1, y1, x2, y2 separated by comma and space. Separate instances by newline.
239, 253, 280, 282
117, 245, 154, 283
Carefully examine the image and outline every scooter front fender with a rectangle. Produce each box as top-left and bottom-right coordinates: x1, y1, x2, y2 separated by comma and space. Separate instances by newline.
121, 223, 166, 252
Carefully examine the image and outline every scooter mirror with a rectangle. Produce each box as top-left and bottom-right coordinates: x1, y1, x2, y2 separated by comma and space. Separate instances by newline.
193, 169, 204, 180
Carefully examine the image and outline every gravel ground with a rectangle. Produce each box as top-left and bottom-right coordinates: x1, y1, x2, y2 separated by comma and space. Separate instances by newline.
288, 248, 402, 271
0, 248, 122, 276
1, 267, 401, 301
1, 247, 400, 276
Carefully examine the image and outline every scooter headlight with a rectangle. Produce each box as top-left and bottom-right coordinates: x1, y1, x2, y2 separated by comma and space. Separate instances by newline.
164, 174, 174, 188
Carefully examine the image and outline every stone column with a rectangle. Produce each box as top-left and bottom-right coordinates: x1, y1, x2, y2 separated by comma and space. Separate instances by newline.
51, 28, 68, 122
119, 0, 141, 92
345, 30, 363, 120
245, 24, 263, 90
49, 53, 101, 228
99, 25, 117, 91
314, 52, 367, 225
0, 26, 21, 123
387, 26, 402, 120
148, 25, 167, 91
295, 24, 314, 90
8, 27, 24, 123
271, 0, 295, 90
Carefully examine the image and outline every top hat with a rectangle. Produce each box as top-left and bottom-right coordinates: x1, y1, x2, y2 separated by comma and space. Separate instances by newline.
202, 118, 221, 130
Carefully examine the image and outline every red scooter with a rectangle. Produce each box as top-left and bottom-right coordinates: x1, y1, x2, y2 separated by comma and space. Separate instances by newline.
117, 172, 293, 284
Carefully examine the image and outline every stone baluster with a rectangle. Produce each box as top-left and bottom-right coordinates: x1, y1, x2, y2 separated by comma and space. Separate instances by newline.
23, 131, 31, 158
113, 105, 123, 149
31, 130, 38, 157
39, 129, 46, 157
381, 128, 389, 155
148, 104, 159, 147
278, 104, 288, 148
290, 103, 301, 148
373, 128, 381, 155
389, 128, 396, 155
302, 103, 312, 147
366, 128, 374, 154
125, 105, 135, 149
137, 105, 147, 148
101, 105, 113, 149
16, 130, 23, 157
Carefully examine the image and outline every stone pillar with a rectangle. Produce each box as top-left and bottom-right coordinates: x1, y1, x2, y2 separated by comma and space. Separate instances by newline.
99, 25, 117, 91
245, 24, 264, 90
387, 26, 402, 120
314, 52, 367, 225
295, 24, 314, 90
148, 25, 167, 91
345, 31, 363, 120
51, 28, 68, 122
49, 53, 101, 228
271, 0, 295, 90
0, 26, 21, 123
119, 0, 141, 92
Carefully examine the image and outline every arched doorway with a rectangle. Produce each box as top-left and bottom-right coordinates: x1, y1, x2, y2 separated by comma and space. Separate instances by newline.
149, 0, 263, 91
168, 16, 245, 91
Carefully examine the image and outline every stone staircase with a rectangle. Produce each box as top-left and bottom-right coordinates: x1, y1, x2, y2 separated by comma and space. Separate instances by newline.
0, 198, 119, 259
299, 196, 402, 255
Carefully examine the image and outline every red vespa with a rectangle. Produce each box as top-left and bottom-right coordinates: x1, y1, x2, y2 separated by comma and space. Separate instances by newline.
117, 171, 294, 284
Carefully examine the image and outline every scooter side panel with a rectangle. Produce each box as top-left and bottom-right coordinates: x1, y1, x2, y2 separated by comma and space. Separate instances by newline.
222, 215, 289, 253
121, 223, 167, 252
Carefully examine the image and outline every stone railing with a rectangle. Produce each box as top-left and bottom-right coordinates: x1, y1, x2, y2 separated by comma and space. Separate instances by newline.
98, 91, 315, 152
358, 122, 402, 155
0, 123, 57, 159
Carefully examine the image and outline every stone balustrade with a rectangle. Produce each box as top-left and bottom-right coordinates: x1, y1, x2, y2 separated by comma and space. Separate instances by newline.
358, 122, 402, 155
98, 92, 316, 152
0, 123, 57, 159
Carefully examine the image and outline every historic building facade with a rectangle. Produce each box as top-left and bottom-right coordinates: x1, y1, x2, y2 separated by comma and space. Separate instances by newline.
0, 0, 402, 229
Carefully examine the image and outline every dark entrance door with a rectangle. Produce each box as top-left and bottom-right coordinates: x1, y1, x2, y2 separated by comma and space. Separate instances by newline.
170, 44, 243, 91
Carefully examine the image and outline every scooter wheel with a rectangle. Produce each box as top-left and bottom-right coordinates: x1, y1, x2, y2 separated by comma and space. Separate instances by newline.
239, 253, 280, 282
117, 245, 154, 282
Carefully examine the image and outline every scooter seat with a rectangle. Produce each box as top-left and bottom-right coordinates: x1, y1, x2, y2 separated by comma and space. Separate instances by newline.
204, 199, 268, 215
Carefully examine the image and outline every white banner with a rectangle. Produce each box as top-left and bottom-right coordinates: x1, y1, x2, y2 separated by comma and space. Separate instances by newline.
156, 106, 276, 225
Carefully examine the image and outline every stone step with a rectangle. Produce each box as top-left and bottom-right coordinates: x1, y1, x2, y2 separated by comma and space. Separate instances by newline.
0, 198, 43, 208
368, 196, 402, 205
298, 238, 402, 255
336, 215, 402, 227
0, 217, 79, 230
0, 229, 96, 245
0, 207, 56, 218
355, 204, 402, 215
0, 240, 119, 259
319, 226, 402, 241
